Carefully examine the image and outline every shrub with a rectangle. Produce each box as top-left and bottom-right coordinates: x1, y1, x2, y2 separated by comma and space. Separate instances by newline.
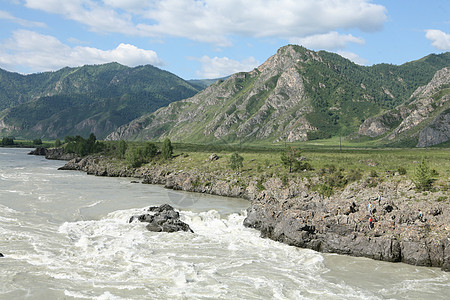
281, 147, 311, 172
1, 137, 14, 146
125, 147, 145, 168
256, 176, 265, 192
317, 183, 333, 198
230, 152, 244, 170
144, 142, 158, 159
397, 167, 407, 175
413, 157, 434, 191
347, 168, 362, 182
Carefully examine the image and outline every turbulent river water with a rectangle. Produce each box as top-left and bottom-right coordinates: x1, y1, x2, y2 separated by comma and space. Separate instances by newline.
0, 148, 449, 299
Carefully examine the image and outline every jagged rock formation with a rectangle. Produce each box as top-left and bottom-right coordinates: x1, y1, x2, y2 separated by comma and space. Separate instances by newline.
129, 204, 193, 233
358, 67, 450, 147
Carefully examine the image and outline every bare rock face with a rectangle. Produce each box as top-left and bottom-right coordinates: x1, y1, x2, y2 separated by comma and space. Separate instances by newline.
357, 67, 450, 147
358, 112, 402, 138
417, 110, 450, 147
129, 204, 193, 233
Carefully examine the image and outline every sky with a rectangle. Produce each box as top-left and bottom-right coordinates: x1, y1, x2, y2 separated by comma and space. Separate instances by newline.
0, 0, 449, 79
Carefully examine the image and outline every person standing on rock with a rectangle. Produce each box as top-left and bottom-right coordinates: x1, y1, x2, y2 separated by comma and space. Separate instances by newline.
377, 193, 382, 205
368, 202, 373, 215
418, 209, 425, 222
368, 216, 374, 229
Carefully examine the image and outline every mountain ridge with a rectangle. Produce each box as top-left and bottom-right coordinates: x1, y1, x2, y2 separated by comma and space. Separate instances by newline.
107, 45, 450, 146
0, 63, 200, 139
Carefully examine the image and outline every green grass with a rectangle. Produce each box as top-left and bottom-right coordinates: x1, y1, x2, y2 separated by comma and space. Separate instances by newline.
160, 141, 449, 190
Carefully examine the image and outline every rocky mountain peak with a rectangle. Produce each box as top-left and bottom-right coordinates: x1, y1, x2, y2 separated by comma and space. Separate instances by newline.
358, 67, 450, 147
105, 46, 449, 146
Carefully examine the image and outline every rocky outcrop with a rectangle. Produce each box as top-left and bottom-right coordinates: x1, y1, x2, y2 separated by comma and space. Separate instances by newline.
129, 204, 193, 233
28, 147, 78, 160
357, 67, 450, 147
358, 111, 402, 138
58, 156, 135, 177
28, 147, 47, 156
244, 179, 450, 271
417, 110, 450, 147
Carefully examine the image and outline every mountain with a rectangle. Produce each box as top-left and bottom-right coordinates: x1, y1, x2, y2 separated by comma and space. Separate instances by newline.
106, 45, 450, 146
187, 77, 229, 90
357, 67, 450, 147
0, 63, 200, 139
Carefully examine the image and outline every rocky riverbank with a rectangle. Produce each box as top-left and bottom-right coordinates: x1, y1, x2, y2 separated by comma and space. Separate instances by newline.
28, 147, 78, 160
244, 179, 449, 271
41, 150, 449, 271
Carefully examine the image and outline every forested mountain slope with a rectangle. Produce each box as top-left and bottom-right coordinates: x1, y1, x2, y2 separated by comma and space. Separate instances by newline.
357, 67, 450, 147
0, 63, 200, 139
107, 45, 449, 146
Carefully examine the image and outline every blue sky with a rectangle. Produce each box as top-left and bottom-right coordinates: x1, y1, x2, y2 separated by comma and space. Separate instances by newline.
0, 0, 449, 79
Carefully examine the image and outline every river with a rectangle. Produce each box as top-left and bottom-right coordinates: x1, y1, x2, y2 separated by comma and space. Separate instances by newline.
0, 148, 449, 299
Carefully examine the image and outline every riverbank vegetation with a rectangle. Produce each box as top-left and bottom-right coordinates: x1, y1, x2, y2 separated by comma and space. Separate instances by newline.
17, 134, 450, 196
98, 138, 448, 194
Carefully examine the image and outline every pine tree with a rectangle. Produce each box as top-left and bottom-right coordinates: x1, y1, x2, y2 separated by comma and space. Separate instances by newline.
414, 157, 433, 191
161, 138, 173, 160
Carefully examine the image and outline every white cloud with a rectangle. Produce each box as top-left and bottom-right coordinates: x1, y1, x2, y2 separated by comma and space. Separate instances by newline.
425, 29, 450, 51
0, 10, 46, 27
0, 30, 163, 73
23, 0, 387, 46
192, 56, 259, 78
24, 0, 137, 35
290, 31, 364, 50
337, 51, 368, 65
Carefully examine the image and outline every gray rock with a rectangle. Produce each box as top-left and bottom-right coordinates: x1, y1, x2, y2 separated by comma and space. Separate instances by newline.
208, 153, 220, 161
243, 186, 450, 271
129, 204, 193, 233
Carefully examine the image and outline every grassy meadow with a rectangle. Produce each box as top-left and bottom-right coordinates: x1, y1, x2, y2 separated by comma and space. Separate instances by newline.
162, 141, 450, 191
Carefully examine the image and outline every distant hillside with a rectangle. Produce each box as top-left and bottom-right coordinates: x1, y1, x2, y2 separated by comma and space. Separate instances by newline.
107, 45, 449, 146
0, 63, 200, 139
357, 67, 450, 147
187, 77, 229, 90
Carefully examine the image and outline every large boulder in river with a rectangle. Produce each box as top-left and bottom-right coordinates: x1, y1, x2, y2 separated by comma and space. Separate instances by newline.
129, 204, 193, 233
